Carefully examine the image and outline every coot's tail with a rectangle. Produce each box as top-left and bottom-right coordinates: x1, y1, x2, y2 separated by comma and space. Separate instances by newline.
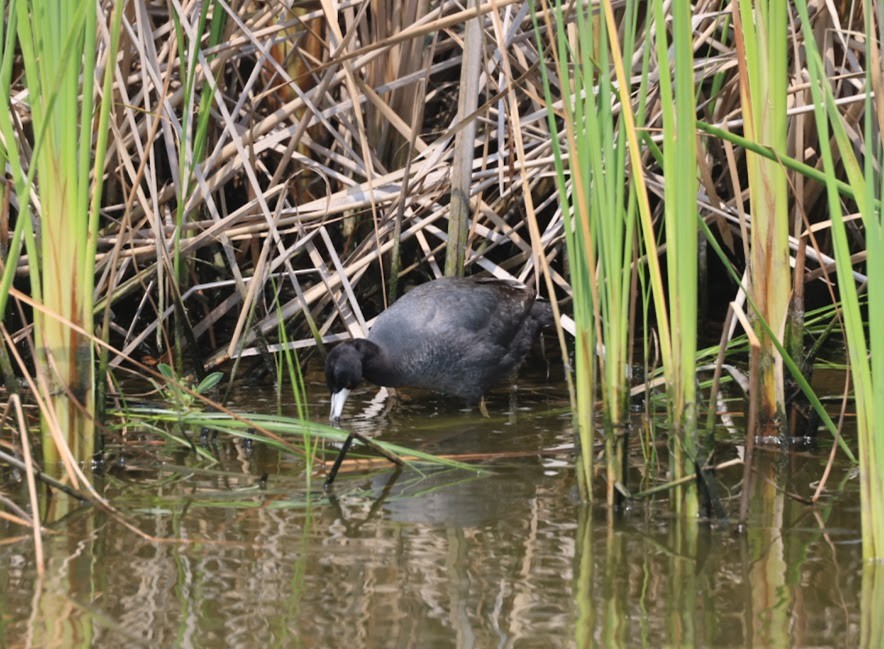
493, 296, 554, 382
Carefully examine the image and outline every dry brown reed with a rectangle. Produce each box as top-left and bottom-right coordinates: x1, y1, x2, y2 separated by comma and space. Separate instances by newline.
0, 0, 875, 487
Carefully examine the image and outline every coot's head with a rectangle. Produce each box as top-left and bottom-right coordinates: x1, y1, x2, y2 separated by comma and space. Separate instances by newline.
325, 342, 365, 421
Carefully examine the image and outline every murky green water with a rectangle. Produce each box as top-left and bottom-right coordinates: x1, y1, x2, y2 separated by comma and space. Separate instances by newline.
0, 358, 874, 648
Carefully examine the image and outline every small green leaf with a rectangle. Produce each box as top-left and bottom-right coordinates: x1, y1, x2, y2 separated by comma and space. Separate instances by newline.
196, 371, 223, 394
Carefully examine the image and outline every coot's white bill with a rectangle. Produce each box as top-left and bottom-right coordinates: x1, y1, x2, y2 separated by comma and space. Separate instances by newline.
330, 388, 350, 421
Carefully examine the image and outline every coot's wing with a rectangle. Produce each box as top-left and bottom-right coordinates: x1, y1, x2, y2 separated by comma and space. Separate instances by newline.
369, 278, 534, 350
366, 278, 539, 398
466, 278, 536, 343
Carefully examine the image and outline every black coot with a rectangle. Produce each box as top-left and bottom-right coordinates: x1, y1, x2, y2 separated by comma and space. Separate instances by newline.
325, 276, 553, 421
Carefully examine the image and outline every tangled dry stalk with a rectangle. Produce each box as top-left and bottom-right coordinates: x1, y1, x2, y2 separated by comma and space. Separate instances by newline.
1, 0, 871, 386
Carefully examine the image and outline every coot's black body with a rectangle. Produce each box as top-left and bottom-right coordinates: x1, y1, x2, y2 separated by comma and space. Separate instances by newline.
325, 277, 553, 420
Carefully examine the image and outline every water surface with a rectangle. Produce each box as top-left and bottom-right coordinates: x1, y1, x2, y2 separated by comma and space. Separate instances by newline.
0, 359, 870, 648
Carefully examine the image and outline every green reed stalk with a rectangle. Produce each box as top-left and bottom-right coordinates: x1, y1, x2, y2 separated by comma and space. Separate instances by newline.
594, 0, 683, 508
733, 0, 791, 429
599, 0, 672, 394
794, 0, 884, 559
593, 0, 699, 512
169, 2, 225, 366
592, 0, 640, 503
532, 0, 596, 498
272, 277, 315, 487
0, 0, 123, 472
650, 0, 699, 514
534, 0, 645, 503
862, 563, 884, 648
579, 2, 639, 504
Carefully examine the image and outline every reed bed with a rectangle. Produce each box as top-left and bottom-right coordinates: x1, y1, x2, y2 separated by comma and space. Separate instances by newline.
0, 0, 882, 553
